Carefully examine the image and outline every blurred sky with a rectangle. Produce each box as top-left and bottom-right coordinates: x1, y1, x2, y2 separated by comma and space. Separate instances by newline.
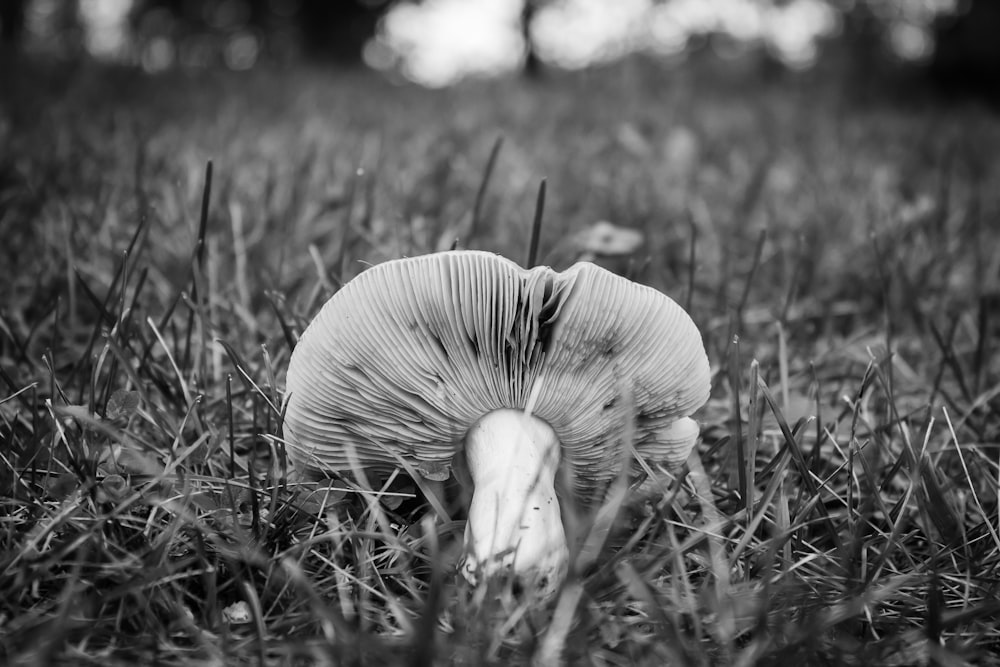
24, 0, 963, 87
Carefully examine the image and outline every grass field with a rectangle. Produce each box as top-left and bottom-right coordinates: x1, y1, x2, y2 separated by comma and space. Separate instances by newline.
2, 57, 999, 665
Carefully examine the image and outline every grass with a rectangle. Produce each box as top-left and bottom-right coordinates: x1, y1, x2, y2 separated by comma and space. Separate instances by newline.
1, 56, 999, 665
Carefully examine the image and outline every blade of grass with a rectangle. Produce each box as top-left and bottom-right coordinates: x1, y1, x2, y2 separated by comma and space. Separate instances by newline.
616, 561, 695, 665
757, 374, 843, 551
943, 406, 1000, 551
469, 136, 503, 240
217, 338, 281, 419
687, 454, 733, 658
338, 167, 364, 282
746, 359, 760, 520
184, 161, 214, 372
525, 178, 546, 267
735, 228, 767, 330
729, 334, 747, 510
266, 291, 298, 354
685, 206, 698, 314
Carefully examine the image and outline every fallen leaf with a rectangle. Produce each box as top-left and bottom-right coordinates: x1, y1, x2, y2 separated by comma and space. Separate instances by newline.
416, 460, 451, 482
222, 601, 251, 625
107, 390, 141, 420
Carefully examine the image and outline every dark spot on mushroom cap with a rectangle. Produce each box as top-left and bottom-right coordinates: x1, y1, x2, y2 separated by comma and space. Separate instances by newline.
429, 332, 448, 362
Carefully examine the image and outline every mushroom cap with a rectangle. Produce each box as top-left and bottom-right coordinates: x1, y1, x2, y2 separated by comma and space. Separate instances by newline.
282, 250, 710, 495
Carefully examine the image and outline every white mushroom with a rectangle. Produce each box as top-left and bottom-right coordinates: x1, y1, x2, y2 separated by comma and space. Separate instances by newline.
544, 221, 645, 273
282, 251, 710, 591
572, 221, 644, 261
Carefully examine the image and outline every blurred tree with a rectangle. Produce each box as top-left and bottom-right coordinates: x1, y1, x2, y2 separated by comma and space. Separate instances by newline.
4, 0, 994, 104
931, 0, 1000, 101
521, 0, 542, 78
127, 0, 391, 65
833, 0, 894, 98
296, 0, 391, 63
0, 0, 27, 48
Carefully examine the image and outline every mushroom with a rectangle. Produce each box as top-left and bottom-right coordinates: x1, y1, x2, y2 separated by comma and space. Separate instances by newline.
544, 221, 645, 275
573, 221, 644, 261
282, 250, 710, 590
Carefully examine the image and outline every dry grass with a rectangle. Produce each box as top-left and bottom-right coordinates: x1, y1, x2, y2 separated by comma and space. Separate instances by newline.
1, 58, 999, 665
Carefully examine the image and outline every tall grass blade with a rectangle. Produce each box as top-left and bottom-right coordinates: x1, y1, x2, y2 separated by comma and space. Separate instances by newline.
729, 334, 747, 509
525, 178, 546, 267
469, 136, 504, 240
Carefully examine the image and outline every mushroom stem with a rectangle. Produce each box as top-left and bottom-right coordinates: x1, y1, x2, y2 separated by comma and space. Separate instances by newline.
461, 409, 568, 590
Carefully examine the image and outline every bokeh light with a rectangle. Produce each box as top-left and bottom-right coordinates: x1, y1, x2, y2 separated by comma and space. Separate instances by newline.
11, 0, 976, 84
531, 0, 652, 70
889, 19, 933, 61
224, 31, 260, 70
378, 0, 525, 87
78, 0, 131, 59
143, 35, 175, 72
377, 0, 846, 84
764, 0, 840, 68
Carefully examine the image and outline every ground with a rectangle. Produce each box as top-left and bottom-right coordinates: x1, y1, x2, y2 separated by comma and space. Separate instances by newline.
1, 56, 999, 665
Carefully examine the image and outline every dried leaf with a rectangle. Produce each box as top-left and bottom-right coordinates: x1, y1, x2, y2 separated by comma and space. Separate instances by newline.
381, 480, 415, 510
107, 389, 140, 420
96, 474, 129, 503
107, 439, 166, 477
222, 601, 252, 625
44, 473, 79, 500
416, 460, 451, 482
298, 480, 348, 514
